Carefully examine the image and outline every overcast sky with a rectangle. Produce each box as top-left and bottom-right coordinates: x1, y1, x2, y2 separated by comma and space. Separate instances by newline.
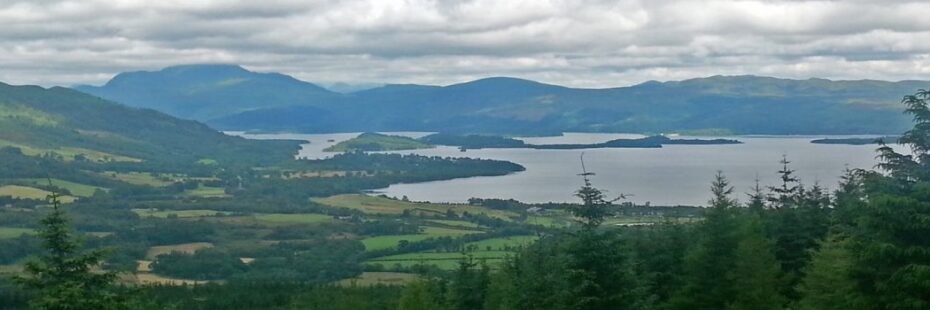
2, 0, 930, 88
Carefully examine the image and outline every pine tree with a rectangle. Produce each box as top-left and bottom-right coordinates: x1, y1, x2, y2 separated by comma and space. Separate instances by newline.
13, 189, 127, 310
746, 176, 766, 212
397, 280, 442, 310
726, 216, 785, 310
794, 233, 866, 310
667, 172, 740, 309
850, 89, 930, 309
767, 155, 800, 209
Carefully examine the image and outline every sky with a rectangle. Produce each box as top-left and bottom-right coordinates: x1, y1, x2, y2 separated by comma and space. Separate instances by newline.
2, 0, 930, 88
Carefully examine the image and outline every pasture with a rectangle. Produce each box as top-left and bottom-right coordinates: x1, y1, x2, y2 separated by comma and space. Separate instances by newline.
132, 208, 231, 218
146, 242, 214, 259
0, 185, 76, 203
253, 213, 334, 225
312, 194, 517, 219
360, 226, 483, 251
0, 227, 34, 239
335, 272, 420, 287
21, 178, 106, 197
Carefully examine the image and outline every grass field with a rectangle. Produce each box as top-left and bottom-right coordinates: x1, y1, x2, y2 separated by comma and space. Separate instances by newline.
464, 236, 538, 251
361, 226, 483, 251
182, 185, 229, 198
0, 227, 34, 239
125, 273, 209, 286
253, 213, 333, 225
21, 178, 106, 197
0, 185, 77, 203
313, 194, 517, 220
0, 139, 140, 163
102, 172, 176, 187
132, 208, 231, 218
146, 242, 214, 259
366, 251, 514, 270
523, 215, 569, 227
0, 264, 23, 275
335, 272, 420, 286
428, 219, 482, 229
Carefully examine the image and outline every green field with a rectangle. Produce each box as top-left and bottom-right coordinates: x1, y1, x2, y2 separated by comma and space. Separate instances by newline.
102, 172, 176, 187
428, 219, 482, 229
313, 194, 517, 220
253, 213, 333, 225
361, 226, 483, 251
523, 215, 569, 227
323, 132, 433, 152
21, 178, 106, 197
182, 185, 229, 198
465, 236, 538, 251
335, 272, 420, 286
0, 185, 77, 203
366, 251, 514, 270
0, 138, 140, 163
0, 227, 35, 239
132, 208, 231, 218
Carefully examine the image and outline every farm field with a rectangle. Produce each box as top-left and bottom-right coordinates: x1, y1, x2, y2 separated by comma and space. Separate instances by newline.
428, 219, 482, 229
0, 185, 76, 203
0, 227, 34, 239
464, 235, 538, 251
366, 251, 514, 270
335, 272, 420, 286
312, 194, 517, 219
182, 185, 229, 198
0, 139, 140, 163
361, 226, 484, 251
132, 208, 232, 218
125, 273, 208, 286
253, 213, 334, 225
145, 242, 214, 259
21, 178, 106, 197
101, 171, 176, 187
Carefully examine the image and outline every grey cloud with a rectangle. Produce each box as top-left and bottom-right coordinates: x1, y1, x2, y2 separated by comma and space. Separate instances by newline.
0, 0, 929, 87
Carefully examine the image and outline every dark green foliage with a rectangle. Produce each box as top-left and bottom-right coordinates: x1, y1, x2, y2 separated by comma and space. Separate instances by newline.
12, 192, 127, 309
150, 248, 249, 280
795, 233, 866, 310
726, 216, 785, 310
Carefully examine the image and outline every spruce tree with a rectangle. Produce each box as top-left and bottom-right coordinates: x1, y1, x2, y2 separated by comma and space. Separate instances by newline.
13, 190, 126, 310
667, 172, 740, 309
726, 216, 785, 310
794, 233, 866, 310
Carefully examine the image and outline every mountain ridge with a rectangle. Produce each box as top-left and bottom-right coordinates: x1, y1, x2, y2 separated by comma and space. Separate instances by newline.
75, 64, 928, 135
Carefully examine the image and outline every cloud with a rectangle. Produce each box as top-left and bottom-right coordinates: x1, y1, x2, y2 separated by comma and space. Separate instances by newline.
1, 0, 930, 87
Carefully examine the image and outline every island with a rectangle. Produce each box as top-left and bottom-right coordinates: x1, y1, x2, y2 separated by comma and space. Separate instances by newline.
323, 132, 434, 152
810, 136, 900, 145
419, 133, 741, 150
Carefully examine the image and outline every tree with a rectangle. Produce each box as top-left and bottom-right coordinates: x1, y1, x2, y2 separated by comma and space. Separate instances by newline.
398, 280, 442, 310
667, 173, 740, 309
13, 190, 127, 310
726, 216, 785, 310
768, 155, 800, 209
849, 89, 930, 309
794, 233, 866, 310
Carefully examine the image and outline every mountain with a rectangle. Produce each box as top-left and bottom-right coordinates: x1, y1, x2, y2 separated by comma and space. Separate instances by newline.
78, 65, 928, 135
76, 64, 340, 121
0, 82, 299, 165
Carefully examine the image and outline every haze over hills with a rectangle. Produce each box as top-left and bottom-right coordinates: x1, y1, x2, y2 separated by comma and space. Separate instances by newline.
0, 82, 298, 165
77, 64, 926, 135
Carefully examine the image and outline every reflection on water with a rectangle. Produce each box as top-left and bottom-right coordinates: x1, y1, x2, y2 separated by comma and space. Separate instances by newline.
232, 131, 902, 206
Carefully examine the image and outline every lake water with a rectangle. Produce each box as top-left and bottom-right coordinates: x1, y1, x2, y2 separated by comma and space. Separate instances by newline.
234, 132, 903, 206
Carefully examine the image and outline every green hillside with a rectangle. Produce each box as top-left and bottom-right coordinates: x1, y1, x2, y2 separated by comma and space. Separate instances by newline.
0, 82, 299, 166
323, 133, 433, 152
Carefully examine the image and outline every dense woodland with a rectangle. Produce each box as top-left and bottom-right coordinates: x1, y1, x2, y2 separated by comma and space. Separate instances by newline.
1, 90, 929, 309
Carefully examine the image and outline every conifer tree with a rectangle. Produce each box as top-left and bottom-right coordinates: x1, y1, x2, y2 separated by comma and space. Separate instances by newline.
726, 216, 785, 310
794, 233, 865, 310
14, 189, 126, 310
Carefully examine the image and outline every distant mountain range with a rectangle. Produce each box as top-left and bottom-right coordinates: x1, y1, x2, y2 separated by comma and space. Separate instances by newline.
0, 82, 298, 165
76, 64, 928, 135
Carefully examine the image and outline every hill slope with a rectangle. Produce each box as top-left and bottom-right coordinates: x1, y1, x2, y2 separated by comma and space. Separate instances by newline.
76, 64, 340, 121
0, 82, 298, 165
78, 65, 926, 135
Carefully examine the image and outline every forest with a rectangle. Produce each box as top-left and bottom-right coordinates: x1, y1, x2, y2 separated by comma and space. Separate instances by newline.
1, 90, 929, 310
